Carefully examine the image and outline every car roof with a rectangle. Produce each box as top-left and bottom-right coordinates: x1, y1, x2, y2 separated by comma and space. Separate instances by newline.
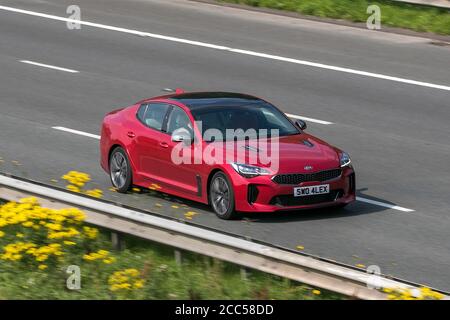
167, 92, 263, 110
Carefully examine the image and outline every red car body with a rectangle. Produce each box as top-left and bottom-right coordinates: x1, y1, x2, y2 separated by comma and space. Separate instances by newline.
100, 91, 355, 216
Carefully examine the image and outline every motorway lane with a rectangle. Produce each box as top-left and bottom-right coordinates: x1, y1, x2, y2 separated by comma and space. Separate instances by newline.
0, 1, 450, 289
2, 0, 450, 84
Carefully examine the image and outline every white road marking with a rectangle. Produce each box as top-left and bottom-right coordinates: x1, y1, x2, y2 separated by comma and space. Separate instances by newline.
2, 5, 450, 92
52, 126, 415, 212
356, 196, 414, 212
286, 113, 333, 125
52, 126, 100, 139
20, 60, 79, 73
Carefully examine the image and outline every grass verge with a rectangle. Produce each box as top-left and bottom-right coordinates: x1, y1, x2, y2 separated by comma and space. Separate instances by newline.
0, 197, 342, 299
218, 0, 450, 35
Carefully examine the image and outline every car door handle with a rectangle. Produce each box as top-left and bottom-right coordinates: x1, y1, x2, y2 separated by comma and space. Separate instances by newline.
127, 131, 136, 138
159, 142, 169, 148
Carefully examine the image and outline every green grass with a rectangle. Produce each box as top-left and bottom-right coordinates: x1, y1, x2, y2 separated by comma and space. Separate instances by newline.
0, 224, 343, 300
219, 0, 450, 35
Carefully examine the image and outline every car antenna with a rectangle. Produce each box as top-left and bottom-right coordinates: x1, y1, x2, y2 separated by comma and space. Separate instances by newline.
162, 88, 185, 94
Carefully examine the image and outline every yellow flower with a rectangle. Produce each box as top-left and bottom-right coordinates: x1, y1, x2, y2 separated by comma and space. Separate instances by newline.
312, 290, 321, 295
85, 189, 103, 198
0, 231, 4, 237
38, 264, 48, 270
125, 269, 139, 277
83, 226, 98, 239
134, 280, 144, 289
36, 254, 48, 262
384, 287, 444, 300
83, 249, 111, 262
16, 233, 24, 238
103, 257, 116, 264
108, 268, 143, 292
66, 185, 81, 193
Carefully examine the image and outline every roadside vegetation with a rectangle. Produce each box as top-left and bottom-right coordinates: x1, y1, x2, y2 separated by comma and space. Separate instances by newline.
219, 0, 450, 35
0, 171, 444, 299
0, 171, 342, 299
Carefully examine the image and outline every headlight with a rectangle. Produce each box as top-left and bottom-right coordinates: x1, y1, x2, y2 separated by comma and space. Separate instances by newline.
230, 163, 271, 178
339, 152, 352, 167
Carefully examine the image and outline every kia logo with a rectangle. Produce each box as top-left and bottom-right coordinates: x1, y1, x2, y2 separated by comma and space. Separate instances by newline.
304, 165, 313, 171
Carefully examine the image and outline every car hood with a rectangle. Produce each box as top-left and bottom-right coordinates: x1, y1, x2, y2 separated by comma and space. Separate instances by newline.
213, 133, 341, 174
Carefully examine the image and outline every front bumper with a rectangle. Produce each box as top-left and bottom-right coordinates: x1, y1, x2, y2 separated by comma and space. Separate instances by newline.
231, 166, 356, 212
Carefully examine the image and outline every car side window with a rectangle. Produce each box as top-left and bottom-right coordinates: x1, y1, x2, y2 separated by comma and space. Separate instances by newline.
137, 104, 148, 122
138, 103, 170, 131
166, 106, 192, 135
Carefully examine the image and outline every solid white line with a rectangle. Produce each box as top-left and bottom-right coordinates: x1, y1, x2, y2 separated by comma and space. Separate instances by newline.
20, 60, 79, 73
2, 5, 450, 92
53, 126, 414, 212
356, 196, 414, 212
52, 126, 100, 139
286, 113, 333, 125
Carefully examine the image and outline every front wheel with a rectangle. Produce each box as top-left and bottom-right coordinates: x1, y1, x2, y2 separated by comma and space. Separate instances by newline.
109, 147, 132, 193
209, 172, 237, 220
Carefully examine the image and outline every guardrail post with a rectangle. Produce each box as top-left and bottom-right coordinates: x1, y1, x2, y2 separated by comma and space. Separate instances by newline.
111, 231, 125, 251
240, 267, 248, 281
174, 249, 182, 265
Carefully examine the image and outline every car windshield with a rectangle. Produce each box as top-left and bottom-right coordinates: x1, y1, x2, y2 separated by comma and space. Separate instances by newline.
190, 102, 299, 142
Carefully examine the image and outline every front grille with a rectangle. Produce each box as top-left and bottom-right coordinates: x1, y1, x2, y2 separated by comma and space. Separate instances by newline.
272, 168, 342, 185
270, 190, 343, 207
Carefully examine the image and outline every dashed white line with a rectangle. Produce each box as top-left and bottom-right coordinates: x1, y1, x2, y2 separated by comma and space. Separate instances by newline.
20, 60, 79, 73
52, 126, 100, 139
52, 126, 415, 212
356, 197, 414, 212
286, 113, 333, 125
2, 5, 450, 92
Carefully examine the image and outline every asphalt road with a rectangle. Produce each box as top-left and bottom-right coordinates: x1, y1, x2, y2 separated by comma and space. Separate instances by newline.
1, 0, 450, 290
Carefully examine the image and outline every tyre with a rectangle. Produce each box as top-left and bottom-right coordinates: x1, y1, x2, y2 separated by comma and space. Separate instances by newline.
109, 147, 132, 193
209, 171, 237, 220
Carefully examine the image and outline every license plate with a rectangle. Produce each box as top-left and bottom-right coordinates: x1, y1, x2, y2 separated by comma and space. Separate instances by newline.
294, 184, 330, 197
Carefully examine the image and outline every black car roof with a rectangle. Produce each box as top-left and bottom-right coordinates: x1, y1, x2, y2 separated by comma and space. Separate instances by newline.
169, 92, 263, 110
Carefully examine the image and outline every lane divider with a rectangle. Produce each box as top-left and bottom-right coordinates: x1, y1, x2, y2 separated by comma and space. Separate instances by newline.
286, 113, 333, 125
20, 60, 79, 73
50, 126, 415, 213
52, 126, 100, 139
1, 5, 450, 92
356, 197, 414, 212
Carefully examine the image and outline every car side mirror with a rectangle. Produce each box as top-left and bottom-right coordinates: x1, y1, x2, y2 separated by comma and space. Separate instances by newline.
295, 119, 307, 131
171, 129, 193, 146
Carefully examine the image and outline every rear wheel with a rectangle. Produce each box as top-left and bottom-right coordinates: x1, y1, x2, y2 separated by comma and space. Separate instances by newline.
109, 147, 132, 193
209, 172, 237, 220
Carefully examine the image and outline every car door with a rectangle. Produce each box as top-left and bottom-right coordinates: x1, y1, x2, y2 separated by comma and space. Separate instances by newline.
155, 105, 199, 196
131, 102, 171, 182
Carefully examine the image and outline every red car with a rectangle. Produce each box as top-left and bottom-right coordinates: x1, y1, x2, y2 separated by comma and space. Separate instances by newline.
100, 91, 355, 219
